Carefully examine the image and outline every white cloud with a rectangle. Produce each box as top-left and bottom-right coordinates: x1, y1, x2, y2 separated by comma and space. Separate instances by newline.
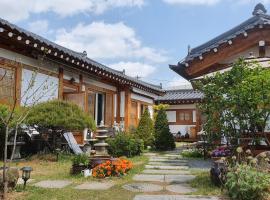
28, 20, 49, 34
110, 61, 156, 77
0, 0, 145, 22
163, 0, 220, 5
55, 21, 168, 63
167, 77, 191, 87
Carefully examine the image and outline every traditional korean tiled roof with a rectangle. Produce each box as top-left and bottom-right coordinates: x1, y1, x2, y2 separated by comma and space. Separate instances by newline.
0, 18, 164, 95
170, 3, 270, 79
155, 89, 204, 104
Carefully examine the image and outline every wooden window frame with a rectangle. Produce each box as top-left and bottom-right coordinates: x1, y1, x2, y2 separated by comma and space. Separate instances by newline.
167, 109, 195, 125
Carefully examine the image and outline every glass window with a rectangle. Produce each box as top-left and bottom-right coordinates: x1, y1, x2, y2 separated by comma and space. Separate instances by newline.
0, 66, 15, 103
178, 111, 192, 122
21, 69, 59, 106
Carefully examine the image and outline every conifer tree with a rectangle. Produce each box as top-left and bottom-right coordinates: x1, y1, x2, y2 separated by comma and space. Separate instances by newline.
135, 108, 154, 147
154, 108, 175, 150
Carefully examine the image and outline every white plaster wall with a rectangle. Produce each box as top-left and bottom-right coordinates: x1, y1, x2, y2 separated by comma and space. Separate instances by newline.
193, 110, 197, 123
166, 111, 176, 122
114, 94, 117, 118
168, 104, 197, 110
148, 105, 154, 119
120, 91, 125, 118
169, 125, 196, 134
63, 70, 80, 83
131, 93, 154, 104
84, 77, 117, 92
132, 87, 158, 99
21, 68, 59, 106
0, 48, 59, 73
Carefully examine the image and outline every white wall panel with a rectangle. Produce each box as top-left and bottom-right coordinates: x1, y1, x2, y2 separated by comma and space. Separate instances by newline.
166, 111, 176, 122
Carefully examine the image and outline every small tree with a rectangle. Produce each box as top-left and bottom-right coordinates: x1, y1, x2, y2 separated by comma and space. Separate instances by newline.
26, 100, 96, 131
196, 58, 270, 146
135, 108, 154, 147
154, 108, 175, 151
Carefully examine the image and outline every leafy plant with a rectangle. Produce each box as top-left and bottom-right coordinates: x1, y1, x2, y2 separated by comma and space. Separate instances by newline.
72, 154, 89, 166
106, 132, 144, 157
26, 100, 96, 131
226, 164, 270, 200
196, 59, 270, 146
181, 148, 203, 158
135, 108, 154, 147
154, 108, 175, 151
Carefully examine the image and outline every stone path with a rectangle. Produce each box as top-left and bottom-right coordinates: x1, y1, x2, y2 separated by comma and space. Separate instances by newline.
122, 150, 220, 200
34, 180, 72, 189
74, 181, 115, 190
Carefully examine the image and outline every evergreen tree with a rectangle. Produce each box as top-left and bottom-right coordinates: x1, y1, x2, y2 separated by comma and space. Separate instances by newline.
154, 108, 175, 151
135, 108, 154, 147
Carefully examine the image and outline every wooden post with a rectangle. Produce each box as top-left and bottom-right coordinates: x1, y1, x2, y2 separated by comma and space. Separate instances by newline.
15, 64, 22, 106
58, 68, 64, 100
124, 88, 131, 131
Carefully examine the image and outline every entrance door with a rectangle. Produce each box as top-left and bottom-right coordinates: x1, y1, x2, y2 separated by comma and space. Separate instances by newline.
95, 93, 105, 126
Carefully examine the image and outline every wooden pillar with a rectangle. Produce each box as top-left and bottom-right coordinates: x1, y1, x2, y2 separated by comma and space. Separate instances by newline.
116, 90, 121, 123
15, 64, 22, 106
124, 88, 131, 130
58, 68, 64, 99
195, 105, 201, 137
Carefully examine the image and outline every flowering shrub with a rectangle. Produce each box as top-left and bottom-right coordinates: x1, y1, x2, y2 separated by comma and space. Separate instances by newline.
92, 158, 133, 178
211, 146, 231, 157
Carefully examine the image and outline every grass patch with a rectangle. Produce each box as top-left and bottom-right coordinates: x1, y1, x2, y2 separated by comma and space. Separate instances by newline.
3, 154, 149, 200
190, 170, 222, 196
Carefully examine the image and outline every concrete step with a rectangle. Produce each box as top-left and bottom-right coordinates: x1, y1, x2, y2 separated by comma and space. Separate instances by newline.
148, 162, 188, 166
145, 165, 189, 170
132, 174, 195, 183
134, 195, 220, 200
143, 169, 191, 175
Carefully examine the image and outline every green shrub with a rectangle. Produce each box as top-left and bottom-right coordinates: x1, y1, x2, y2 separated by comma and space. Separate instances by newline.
154, 108, 175, 151
107, 132, 144, 157
72, 154, 89, 166
225, 164, 270, 200
181, 148, 203, 158
26, 100, 96, 131
135, 108, 154, 147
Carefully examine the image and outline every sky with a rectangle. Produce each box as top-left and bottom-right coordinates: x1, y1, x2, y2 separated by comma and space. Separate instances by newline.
0, 0, 269, 88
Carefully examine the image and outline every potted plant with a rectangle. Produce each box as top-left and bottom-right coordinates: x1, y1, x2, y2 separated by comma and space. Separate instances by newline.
71, 154, 89, 175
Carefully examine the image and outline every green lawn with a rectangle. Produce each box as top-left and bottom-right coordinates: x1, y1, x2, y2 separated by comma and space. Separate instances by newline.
4, 154, 148, 200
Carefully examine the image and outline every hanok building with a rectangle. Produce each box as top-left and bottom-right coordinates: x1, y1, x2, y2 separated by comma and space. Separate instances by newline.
0, 17, 164, 142
170, 3, 270, 81
155, 88, 203, 141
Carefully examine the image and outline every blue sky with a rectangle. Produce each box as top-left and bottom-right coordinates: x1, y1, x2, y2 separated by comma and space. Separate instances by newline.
0, 0, 268, 88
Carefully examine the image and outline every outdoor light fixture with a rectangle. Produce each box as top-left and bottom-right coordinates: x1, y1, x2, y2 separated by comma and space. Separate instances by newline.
20, 166, 33, 189
55, 148, 61, 162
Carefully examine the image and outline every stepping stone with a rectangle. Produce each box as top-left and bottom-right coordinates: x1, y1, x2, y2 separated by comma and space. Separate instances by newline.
74, 181, 114, 190
34, 180, 72, 189
143, 153, 157, 156
122, 183, 163, 192
165, 175, 195, 184
133, 174, 164, 182
17, 178, 35, 185
166, 184, 197, 193
149, 159, 187, 162
134, 195, 220, 200
148, 162, 188, 166
143, 170, 191, 175
145, 165, 189, 170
